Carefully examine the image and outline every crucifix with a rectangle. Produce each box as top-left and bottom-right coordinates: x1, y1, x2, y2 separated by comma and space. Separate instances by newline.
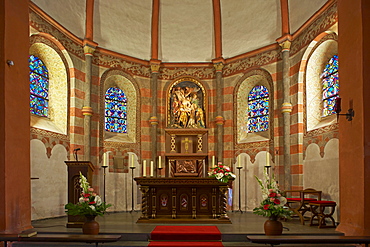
181, 137, 193, 153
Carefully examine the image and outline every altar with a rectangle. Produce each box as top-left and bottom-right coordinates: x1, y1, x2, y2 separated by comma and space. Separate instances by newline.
134, 177, 231, 223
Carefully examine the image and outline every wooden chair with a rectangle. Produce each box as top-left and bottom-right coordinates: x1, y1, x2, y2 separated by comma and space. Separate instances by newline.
309, 200, 337, 228
284, 188, 322, 225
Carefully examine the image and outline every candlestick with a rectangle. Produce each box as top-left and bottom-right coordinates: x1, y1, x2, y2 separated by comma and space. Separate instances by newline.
150, 161, 154, 177
130, 166, 136, 212
212, 156, 215, 167
158, 156, 161, 169
266, 152, 270, 166
143, 160, 147, 177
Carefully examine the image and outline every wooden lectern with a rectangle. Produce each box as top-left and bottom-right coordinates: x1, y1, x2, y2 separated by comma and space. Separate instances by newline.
65, 161, 95, 228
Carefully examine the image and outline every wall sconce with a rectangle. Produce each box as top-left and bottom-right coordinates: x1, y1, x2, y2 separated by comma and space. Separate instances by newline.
6, 60, 14, 66
335, 97, 354, 121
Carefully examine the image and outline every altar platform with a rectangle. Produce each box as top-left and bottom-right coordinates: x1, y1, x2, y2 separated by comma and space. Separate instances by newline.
11, 211, 349, 247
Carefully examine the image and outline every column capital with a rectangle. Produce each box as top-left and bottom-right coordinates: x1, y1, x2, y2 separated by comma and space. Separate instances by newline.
150, 59, 161, 73
281, 102, 292, 113
82, 106, 93, 116
276, 34, 292, 52
83, 39, 98, 56
213, 62, 224, 72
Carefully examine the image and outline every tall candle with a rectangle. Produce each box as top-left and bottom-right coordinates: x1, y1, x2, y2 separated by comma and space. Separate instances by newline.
103, 152, 108, 167
158, 156, 161, 169
237, 155, 241, 168
143, 160, 147, 177
212, 156, 215, 167
266, 152, 270, 166
150, 161, 154, 177
131, 154, 135, 167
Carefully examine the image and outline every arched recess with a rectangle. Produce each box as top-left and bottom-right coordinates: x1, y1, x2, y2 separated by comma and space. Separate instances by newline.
29, 33, 70, 135
235, 69, 273, 143
100, 69, 139, 143
300, 31, 338, 131
166, 76, 207, 129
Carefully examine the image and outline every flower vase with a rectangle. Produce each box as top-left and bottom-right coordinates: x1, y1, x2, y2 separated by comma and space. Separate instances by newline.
264, 216, 283, 235
83, 215, 99, 235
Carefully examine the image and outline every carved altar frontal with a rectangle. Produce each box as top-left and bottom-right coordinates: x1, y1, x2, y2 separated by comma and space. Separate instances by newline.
134, 177, 232, 224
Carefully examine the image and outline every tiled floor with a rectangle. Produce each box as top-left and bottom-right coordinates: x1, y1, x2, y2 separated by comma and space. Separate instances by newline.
12, 211, 349, 247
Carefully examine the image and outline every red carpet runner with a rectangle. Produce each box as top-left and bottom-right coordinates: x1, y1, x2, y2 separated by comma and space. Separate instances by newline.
148, 226, 223, 246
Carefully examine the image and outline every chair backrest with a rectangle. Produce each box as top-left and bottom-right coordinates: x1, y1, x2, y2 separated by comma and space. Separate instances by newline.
301, 188, 321, 200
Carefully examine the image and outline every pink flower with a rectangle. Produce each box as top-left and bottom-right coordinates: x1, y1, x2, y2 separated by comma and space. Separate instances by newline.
277, 193, 281, 197
270, 198, 275, 202
263, 204, 270, 210
88, 188, 94, 192
268, 189, 273, 193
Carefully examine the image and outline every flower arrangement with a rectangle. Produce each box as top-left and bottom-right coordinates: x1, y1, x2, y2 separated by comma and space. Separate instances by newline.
208, 162, 236, 183
253, 169, 291, 219
65, 172, 111, 217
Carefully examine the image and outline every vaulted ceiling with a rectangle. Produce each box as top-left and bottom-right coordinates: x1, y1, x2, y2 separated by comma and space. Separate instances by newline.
31, 0, 329, 63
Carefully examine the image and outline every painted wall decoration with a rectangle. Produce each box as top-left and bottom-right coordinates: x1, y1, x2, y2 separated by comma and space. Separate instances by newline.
168, 78, 206, 129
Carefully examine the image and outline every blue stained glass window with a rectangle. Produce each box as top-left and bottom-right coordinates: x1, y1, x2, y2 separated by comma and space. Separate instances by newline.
247, 85, 269, 133
321, 55, 339, 117
29, 55, 49, 117
105, 87, 127, 133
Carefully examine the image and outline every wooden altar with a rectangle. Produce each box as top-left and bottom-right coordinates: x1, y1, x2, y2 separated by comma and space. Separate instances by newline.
134, 177, 231, 223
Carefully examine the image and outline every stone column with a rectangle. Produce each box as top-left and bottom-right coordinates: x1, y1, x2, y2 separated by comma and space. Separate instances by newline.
279, 40, 292, 190
214, 62, 224, 161
82, 44, 96, 161
150, 62, 160, 175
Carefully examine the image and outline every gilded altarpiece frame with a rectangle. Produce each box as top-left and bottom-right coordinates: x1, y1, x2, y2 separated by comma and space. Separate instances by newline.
165, 78, 209, 177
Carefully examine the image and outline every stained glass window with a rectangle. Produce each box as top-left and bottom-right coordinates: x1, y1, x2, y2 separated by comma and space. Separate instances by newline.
247, 85, 269, 133
105, 87, 127, 133
29, 55, 49, 117
321, 55, 339, 117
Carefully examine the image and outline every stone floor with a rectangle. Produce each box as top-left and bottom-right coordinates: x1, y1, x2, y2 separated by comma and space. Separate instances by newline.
12, 211, 353, 247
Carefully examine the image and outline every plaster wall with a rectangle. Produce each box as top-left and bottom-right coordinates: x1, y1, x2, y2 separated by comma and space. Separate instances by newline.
303, 139, 339, 220
30, 139, 68, 220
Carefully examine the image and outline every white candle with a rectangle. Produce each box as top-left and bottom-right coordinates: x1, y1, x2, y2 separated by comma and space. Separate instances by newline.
131, 154, 135, 167
237, 155, 242, 168
158, 156, 161, 169
212, 156, 215, 167
266, 152, 270, 166
143, 160, 147, 177
150, 161, 154, 177
103, 152, 108, 167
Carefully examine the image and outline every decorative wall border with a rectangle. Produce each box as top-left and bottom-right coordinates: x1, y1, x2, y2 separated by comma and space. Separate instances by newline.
30, 127, 70, 159
303, 123, 338, 158
29, 7, 84, 59
290, 1, 337, 55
